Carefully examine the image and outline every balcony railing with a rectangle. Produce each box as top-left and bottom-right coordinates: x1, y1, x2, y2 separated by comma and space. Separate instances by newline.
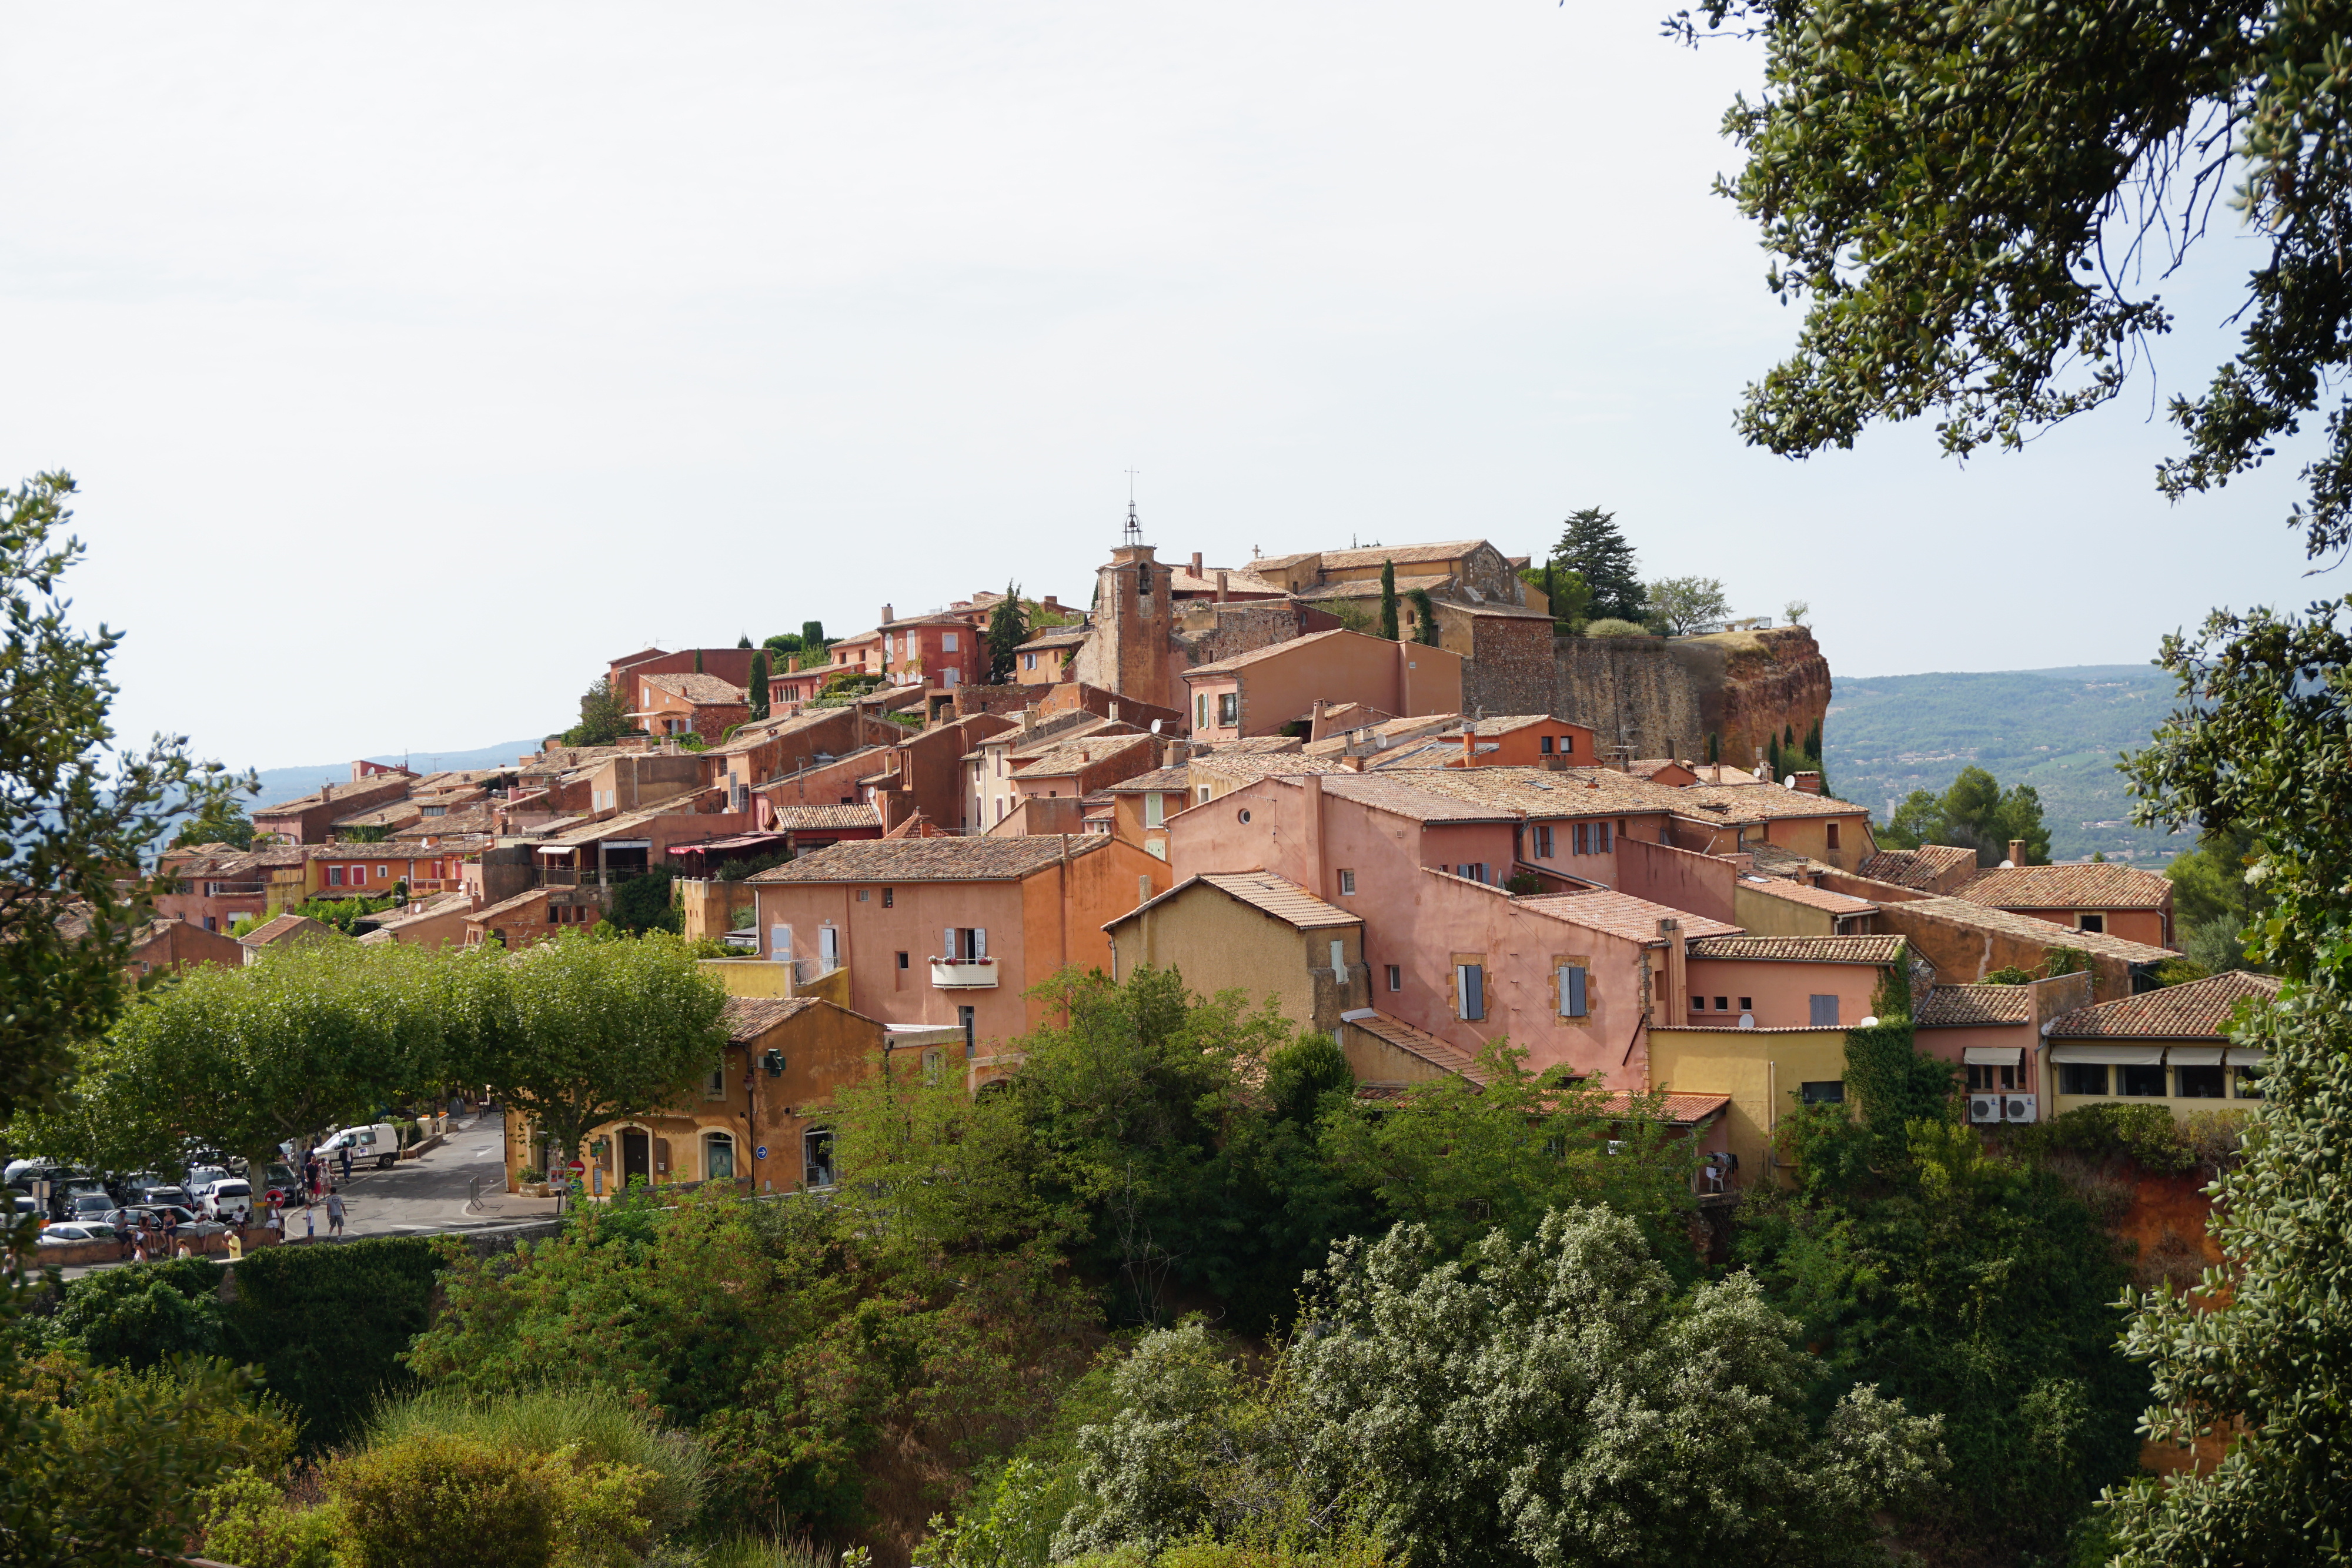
201, 882, 268, 897
534, 867, 652, 888
930, 958, 998, 989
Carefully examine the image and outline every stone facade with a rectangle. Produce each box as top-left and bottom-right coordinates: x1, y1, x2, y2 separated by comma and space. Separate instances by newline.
1551, 626, 1830, 767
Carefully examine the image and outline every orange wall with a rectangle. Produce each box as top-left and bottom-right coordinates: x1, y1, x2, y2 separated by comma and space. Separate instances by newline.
1614, 835, 1738, 924
1682, 958, 1887, 1031
1167, 774, 1522, 910
1184, 635, 1464, 740
1446, 719, 1598, 767
2004, 904, 2171, 948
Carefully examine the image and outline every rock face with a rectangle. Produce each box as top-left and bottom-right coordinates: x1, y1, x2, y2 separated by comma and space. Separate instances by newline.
1552, 626, 1832, 768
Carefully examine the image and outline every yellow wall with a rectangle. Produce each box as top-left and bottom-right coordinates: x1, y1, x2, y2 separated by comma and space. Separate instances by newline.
699, 958, 795, 997
1647, 1025, 1850, 1185
1730, 883, 1838, 938
1108, 884, 1364, 1035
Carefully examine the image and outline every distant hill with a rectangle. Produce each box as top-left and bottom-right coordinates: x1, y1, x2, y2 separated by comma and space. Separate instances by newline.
246, 741, 543, 811
1823, 666, 2191, 864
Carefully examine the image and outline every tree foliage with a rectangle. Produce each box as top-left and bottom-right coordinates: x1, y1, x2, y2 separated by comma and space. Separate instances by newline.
1377, 561, 1398, 643
1406, 589, 1439, 648
1643, 574, 1731, 635
563, 677, 630, 748
1057, 1211, 1944, 1568
1879, 763, 2050, 864
1553, 509, 1643, 623
988, 583, 1031, 686
747, 649, 770, 721
171, 793, 257, 851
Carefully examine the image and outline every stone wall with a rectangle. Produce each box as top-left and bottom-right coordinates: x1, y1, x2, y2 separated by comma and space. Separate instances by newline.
1551, 626, 1831, 766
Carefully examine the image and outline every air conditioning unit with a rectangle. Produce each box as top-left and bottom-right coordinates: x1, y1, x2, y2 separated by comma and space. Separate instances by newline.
1968, 1095, 2002, 1125
2003, 1095, 2037, 1124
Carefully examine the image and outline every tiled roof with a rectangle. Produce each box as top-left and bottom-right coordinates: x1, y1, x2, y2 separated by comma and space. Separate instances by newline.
1737, 877, 1877, 915
1352, 765, 1689, 818
1344, 1009, 1492, 1084
1309, 773, 1514, 823
469, 887, 550, 921
1686, 934, 1907, 965
1857, 845, 1979, 890
1674, 783, 1873, 823
1317, 540, 1489, 570
1293, 573, 1452, 601
1169, 566, 1285, 596
1018, 624, 1092, 650
1185, 628, 1377, 678
1107, 767, 1192, 794
333, 802, 423, 830
1890, 895, 2179, 964
1596, 1090, 1735, 1124
725, 994, 824, 1041
1208, 735, 1307, 754
1441, 715, 1578, 738
254, 775, 413, 817
1627, 759, 1699, 782
241, 913, 333, 947
770, 805, 881, 831
994, 714, 1130, 761
1956, 862, 2173, 911
1512, 887, 1743, 944
533, 806, 673, 848
1014, 734, 1154, 779
2045, 971, 2282, 1039
638, 673, 749, 706
393, 805, 497, 840
1191, 753, 1360, 784
1915, 985, 2034, 1027
749, 834, 1111, 884
1110, 870, 1359, 934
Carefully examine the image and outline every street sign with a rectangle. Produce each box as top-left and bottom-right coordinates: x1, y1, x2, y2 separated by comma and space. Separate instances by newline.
755, 1146, 768, 1160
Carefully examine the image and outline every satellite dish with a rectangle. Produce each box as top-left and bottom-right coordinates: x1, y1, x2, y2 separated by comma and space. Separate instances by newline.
1783, 774, 1798, 788
1150, 719, 1162, 734
1858, 1015, 1879, 1028
1736, 1012, 1756, 1029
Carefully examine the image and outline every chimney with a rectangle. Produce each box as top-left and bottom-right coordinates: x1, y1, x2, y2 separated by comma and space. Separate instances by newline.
1191, 551, 1203, 577
1216, 571, 1230, 603
1462, 729, 1475, 767
2008, 838, 2027, 866
880, 604, 894, 625
1792, 770, 1823, 795
1162, 739, 1185, 769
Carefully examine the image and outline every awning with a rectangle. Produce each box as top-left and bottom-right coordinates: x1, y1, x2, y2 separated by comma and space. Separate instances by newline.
1963, 1047, 2023, 1066
2167, 1047, 2226, 1066
2050, 1044, 2165, 1066
535, 846, 576, 857
668, 833, 792, 857
2226, 1047, 2268, 1066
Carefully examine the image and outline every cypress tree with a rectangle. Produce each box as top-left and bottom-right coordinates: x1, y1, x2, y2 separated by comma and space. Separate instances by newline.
1785, 723, 1797, 750
985, 582, 1030, 685
693, 648, 704, 674
737, 633, 753, 649
1708, 733, 1720, 764
747, 650, 770, 720
1769, 734, 1783, 781
1408, 589, 1441, 646
1379, 561, 1400, 641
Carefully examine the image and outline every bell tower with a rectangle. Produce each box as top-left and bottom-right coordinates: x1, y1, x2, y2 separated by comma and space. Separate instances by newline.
1090, 499, 1175, 710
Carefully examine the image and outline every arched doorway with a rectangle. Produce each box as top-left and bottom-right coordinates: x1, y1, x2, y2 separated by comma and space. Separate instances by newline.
622, 1128, 650, 1186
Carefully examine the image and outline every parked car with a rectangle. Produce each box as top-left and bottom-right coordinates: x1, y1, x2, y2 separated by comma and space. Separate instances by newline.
36, 1222, 115, 1246
318, 1122, 403, 1171
105, 1205, 228, 1241
185, 1165, 231, 1198
257, 1162, 301, 1208
199, 1179, 252, 1223
50, 1178, 111, 1221
59, 1189, 117, 1224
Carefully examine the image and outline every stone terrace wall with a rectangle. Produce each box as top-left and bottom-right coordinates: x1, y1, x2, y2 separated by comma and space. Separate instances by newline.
1552, 626, 1831, 767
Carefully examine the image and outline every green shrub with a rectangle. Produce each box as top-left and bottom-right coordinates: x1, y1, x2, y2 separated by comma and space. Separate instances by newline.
48, 1257, 223, 1368
2024, 1102, 2196, 1175
223, 1236, 442, 1449
331, 1430, 556, 1568
199, 1469, 344, 1568
1580, 617, 1651, 637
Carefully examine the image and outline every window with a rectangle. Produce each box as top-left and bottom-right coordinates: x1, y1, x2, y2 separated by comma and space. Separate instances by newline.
945, 927, 987, 961
1966, 1063, 2019, 1091
1559, 964, 1589, 1018
921, 1047, 946, 1083
857, 888, 870, 902
704, 1132, 736, 1181
2177, 1064, 2226, 1098
1533, 824, 1554, 858
881, 887, 894, 907
1455, 962, 1486, 1021
1217, 692, 1240, 727
328, 866, 345, 887
1800, 1081, 1846, 1105
1328, 939, 1348, 975
1572, 822, 1615, 855
943, 631, 958, 651
1738, 996, 1752, 1012
801, 1128, 834, 1189
959, 1004, 977, 1058
1195, 693, 1211, 731
1826, 823, 1842, 851
1715, 997, 1730, 1012
1691, 995, 1706, 1013
1387, 964, 1402, 992
2119, 1063, 2168, 1096
896, 951, 908, 969
1144, 793, 1167, 828
2059, 1062, 2110, 1096
1808, 994, 1840, 1027
1237, 808, 1252, 824
376, 865, 389, 881
1338, 869, 1357, 895
1540, 736, 1555, 755
2078, 912, 2106, 934
704, 1064, 727, 1101
1023, 652, 1038, 671
943, 668, 960, 686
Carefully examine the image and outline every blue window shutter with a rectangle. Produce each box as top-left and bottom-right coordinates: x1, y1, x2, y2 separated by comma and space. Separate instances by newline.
1568, 966, 1588, 1017
1459, 964, 1485, 1021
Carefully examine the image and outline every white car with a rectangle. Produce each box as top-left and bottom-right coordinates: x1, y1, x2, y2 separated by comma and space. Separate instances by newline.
319, 1122, 403, 1171
35, 1222, 115, 1246
184, 1165, 231, 1199
199, 1178, 252, 1223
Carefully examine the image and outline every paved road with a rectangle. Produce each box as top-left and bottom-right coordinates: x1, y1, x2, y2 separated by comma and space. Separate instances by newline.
328, 1111, 556, 1238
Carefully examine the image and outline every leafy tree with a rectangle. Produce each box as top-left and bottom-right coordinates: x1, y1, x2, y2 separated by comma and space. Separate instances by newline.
1378, 561, 1399, 642
1879, 764, 2049, 864
1553, 508, 1643, 622
802, 620, 827, 651
1058, 1211, 1945, 1568
0, 474, 243, 1122
747, 649, 770, 722
171, 794, 257, 851
469, 930, 729, 1176
1645, 574, 1732, 635
1691, 0, 2352, 573
1406, 589, 1440, 647
608, 867, 680, 935
764, 631, 803, 656
562, 676, 629, 748
987, 582, 1031, 685
1783, 599, 1810, 627
2166, 823, 2269, 974
51, 935, 458, 1176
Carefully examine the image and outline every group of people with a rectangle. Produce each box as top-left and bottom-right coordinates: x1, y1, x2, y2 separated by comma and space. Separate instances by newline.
108, 1148, 354, 1265
120, 1205, 191, 1264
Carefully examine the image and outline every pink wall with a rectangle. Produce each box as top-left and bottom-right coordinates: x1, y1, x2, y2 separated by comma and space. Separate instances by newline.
1915, 1020, 2041, 1094
1615, 836, 1737, 925
1167, 774, 1520, 908
754, 879, 1035, 1047
1682, 957, 1886, 1031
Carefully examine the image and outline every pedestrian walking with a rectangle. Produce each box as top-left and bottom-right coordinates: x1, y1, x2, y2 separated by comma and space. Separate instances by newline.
264, 1204, 283, 1245
326, 1191, 345, 1241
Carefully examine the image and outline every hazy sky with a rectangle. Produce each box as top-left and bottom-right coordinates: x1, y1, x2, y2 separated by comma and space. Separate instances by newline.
0, 4, 2324, 770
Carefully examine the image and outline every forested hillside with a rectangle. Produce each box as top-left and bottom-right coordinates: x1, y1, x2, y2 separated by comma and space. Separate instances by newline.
1825, 666, 2186, 862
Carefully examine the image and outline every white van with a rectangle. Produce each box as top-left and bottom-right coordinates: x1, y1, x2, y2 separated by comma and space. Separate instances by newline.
319, 1122, 403, 1171
201, 1178, 252, 1222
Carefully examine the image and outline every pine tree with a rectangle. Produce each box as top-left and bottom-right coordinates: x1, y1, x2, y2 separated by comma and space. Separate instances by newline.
1379, 561, 1400, 641
737, 633, 753, 649
1556, 508, 1644, 622
1805, 719, 1822, 761
985, 583, 1029, 685
747, 650, 770, 720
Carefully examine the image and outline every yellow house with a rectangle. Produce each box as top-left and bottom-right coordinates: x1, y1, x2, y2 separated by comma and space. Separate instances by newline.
2043, 970, 2278, 1122
1646, 1024, 1853, 1189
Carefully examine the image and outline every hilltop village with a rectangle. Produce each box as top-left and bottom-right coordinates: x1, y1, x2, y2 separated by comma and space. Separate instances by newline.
156, 521, 2243, 1199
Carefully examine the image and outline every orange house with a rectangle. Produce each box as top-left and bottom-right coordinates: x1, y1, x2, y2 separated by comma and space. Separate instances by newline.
1681, 934, 1908, 1031
1950, 858, 2176, 948
746, 835, 1171, 1058
1181, 629, 1464, 741
1431, 715, 1599, 768
630, 673, 750, 740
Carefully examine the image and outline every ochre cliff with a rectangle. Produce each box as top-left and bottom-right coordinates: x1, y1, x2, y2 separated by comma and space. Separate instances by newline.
1551, 626, 1832, 769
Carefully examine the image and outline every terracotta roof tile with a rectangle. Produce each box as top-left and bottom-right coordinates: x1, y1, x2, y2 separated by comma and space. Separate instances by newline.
770, 805, 882, 830
1107, 767, 1192, 794
1293, 573, 1452, 601
1014, 734, 1154, 778
1673, 783, 1873, 824
1685, 934, 1908, 964
1915, 984, 2034, 1027
1191, 754, 1360, 784
1168, 566, 1285, 595
1344, 1009, 1492, 1084
1596, 1090, 1733, 1124
1018, 625, 1092, 650
749, 834, 1111, 884
1207, 735, 1307, 754
1184, 627, 1367, 678
240, 913, 335, 947
1315, 539, 1489, 570
724, 994, 825, 1041
637, 673, 748, 706
469, 887, 550, 921
1737, 876, 1878, 915
2044, 971, 2281, 1039
1891, 895, 2179, 963
1108, 870, 1360, 934
1347, 765, 1688, 818
1857, 845, 1979, 890
1511, 886, 1743, 944
1956, 862, 2173, 911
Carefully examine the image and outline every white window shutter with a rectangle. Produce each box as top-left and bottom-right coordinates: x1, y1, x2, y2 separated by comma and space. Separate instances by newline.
945, 928, 956, 962
974, 927, 986, 959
